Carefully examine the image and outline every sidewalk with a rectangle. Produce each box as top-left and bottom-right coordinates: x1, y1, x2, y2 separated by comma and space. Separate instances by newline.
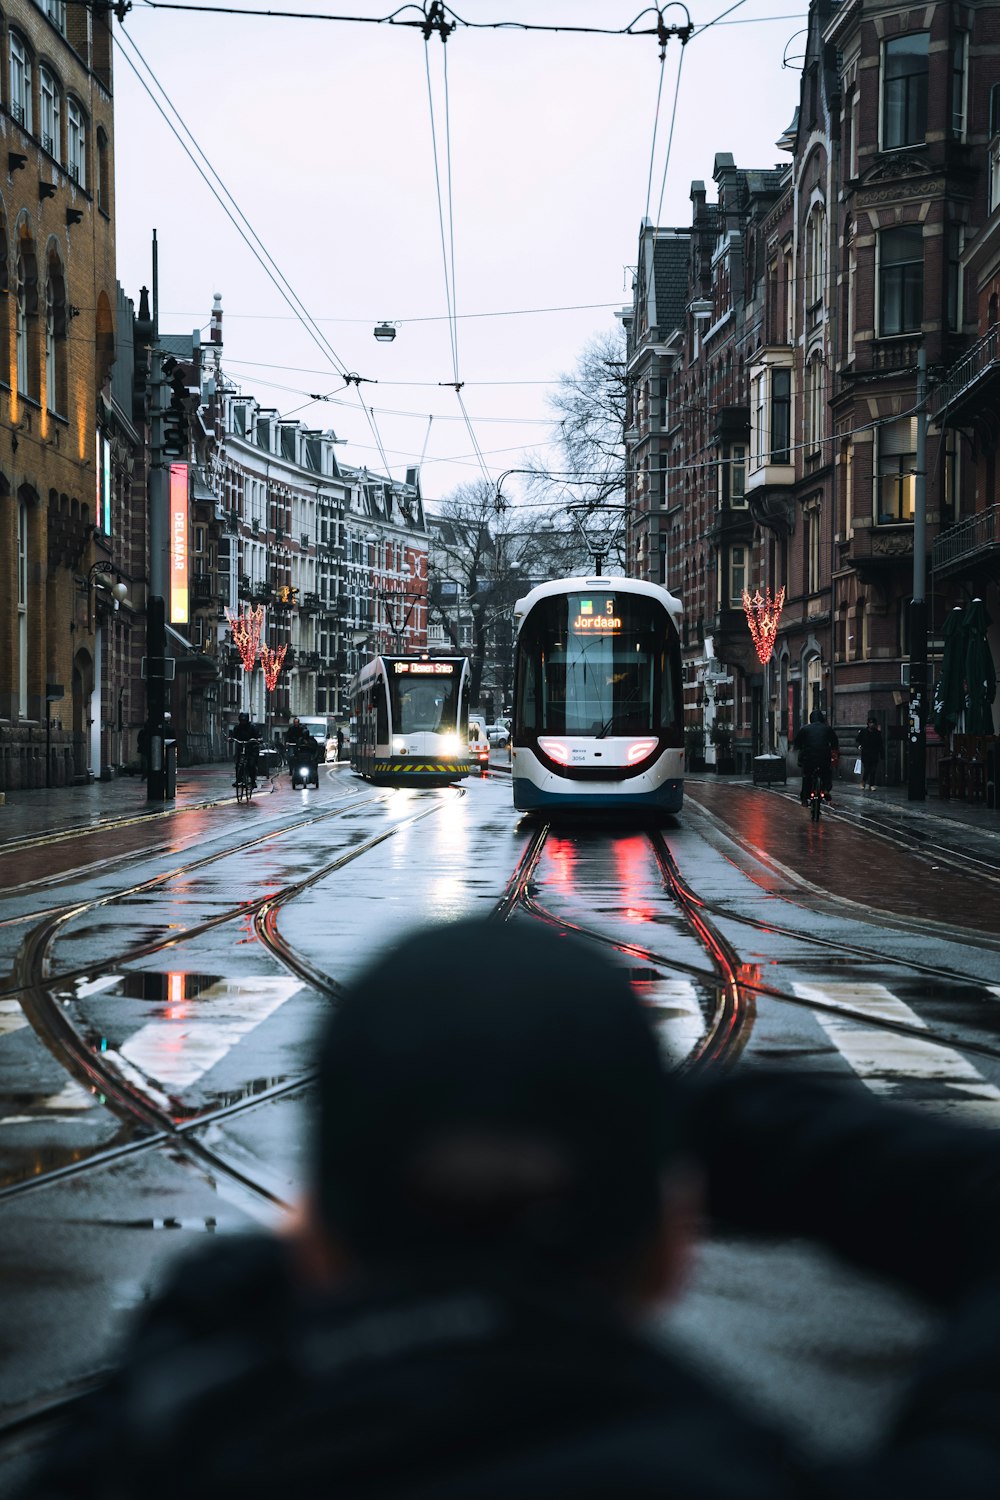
693, 767, 1000, 873
0, 763, 236, 848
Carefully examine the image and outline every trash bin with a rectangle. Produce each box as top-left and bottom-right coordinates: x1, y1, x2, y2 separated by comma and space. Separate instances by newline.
752, 753, 786, 786
163, 739, 177, 800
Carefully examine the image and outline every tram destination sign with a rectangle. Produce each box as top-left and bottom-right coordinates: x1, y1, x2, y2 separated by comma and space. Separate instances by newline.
393, 661, 455, 675
573, 597, 622, 634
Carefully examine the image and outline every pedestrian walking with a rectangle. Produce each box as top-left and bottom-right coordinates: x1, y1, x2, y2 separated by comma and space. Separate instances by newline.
336, 726, 345, 761
856, 714, 884, 790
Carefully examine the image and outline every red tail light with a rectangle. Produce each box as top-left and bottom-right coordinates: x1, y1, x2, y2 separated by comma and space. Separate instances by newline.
538, 738, 571, 764
627, 738, 659, 764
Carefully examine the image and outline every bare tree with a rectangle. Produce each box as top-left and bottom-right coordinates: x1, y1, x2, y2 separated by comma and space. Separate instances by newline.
427, 483, 591, 709
525, 322, 629, 568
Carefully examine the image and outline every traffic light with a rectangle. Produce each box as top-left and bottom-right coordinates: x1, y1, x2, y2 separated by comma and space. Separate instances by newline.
162, 356, 199, 459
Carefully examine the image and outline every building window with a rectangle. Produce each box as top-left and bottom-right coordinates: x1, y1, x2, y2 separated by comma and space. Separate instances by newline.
67, 99, 86, 188
730, 444, 746, 505
805, 203, 826, 317
729, 544, 746, 604
17, 500, 28, 717
10, 34, 32, 133
805, 507, 821, 594
39, 67, 60, 160
876, 417, 917, 523
772, 368, 791, 463
805, 357, 824, 452
951, 33, 968, 140
16, 239, 40, 403
96, 127, 110, 214
878, 226, 922, 336
46, 1, 67, 34
947, 226, 964, 332
882, 33, 928, 150
750, 365, 792, 470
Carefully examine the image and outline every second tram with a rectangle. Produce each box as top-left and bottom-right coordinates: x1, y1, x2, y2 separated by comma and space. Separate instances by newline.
350, 655, 472, 783
511, 576, 684, 814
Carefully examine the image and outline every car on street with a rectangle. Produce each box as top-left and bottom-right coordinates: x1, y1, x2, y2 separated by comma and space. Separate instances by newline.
486, 723, 510, 747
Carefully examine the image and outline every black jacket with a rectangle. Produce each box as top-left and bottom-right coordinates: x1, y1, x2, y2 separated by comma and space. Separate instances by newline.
856, 726, 884, 765
793, 720, 839, 766
21, 1073, 1000, 1499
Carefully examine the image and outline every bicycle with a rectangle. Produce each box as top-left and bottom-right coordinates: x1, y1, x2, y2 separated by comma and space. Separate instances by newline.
802, 764, 826, 822
234, 745, 257, 803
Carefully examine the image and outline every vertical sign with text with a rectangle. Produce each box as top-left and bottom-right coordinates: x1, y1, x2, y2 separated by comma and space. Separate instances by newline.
169, 462, 190, 624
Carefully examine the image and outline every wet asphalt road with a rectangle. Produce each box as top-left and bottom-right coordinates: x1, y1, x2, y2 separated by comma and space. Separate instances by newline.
2, 759, 1000, 1486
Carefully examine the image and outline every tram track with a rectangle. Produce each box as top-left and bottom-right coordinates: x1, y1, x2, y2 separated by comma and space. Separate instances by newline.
3, 793, 1000, 1451
2, 789, 464, 1207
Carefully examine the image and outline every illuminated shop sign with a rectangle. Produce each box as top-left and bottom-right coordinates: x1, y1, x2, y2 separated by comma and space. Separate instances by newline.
572, 597, 621, 634
169, 462, 189, 624
393, 661, 454, 675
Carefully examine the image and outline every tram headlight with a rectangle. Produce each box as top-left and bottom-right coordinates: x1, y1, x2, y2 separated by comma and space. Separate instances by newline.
440, 733, 460, 755
392, 737, 406, 754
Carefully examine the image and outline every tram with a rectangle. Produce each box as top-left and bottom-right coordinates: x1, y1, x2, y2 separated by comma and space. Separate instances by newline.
511, 576, 684, 815
349, 654, 472, 783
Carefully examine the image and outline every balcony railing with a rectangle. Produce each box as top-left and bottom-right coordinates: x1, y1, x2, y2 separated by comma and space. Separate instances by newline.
935, 325, 1000, 418
932, 504, 1000, 574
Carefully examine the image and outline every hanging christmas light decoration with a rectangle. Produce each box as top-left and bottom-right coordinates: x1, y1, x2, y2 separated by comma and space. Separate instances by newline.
742, 586, 786, 665
260, 643, 288, 692
225, 604, 265, 673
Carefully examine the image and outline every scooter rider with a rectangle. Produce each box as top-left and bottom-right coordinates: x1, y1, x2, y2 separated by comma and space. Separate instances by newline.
291, 733, 322, 787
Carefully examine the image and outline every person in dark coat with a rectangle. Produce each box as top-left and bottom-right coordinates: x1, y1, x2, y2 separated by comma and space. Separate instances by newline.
19, 920, 1000, 1500
793, 708, 840, 804
856, 713, 885, 790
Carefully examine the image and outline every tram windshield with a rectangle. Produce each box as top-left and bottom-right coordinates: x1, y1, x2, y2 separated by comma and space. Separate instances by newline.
388, 661, 462, 734
517, 591, 680, 737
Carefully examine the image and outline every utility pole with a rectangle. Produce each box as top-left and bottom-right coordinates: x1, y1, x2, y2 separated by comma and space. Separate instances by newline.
907, 346, 928, 801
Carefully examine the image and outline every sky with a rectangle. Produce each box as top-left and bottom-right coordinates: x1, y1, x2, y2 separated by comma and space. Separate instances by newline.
112, 0, 805, 507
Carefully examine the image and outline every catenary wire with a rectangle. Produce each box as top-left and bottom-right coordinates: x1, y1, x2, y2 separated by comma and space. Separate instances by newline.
116, 28, 404, 482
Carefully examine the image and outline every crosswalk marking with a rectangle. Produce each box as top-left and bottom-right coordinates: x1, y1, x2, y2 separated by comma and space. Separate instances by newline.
792, 981, 1000, 1125
0, 998, 28, 1037
650, 978, 706, 1063
118, 977, 303, 1093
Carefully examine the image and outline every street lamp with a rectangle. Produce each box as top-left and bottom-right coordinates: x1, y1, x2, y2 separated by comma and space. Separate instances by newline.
373, 322, 398, 343
86, 561, 129, 631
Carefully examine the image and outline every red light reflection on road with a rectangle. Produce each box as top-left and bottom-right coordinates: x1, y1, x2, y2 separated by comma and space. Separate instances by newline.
613, 835, 658, 924
545, 837, 578, 894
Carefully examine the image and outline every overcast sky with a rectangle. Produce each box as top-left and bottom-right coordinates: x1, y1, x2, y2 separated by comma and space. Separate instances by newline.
113, 0, 804, 505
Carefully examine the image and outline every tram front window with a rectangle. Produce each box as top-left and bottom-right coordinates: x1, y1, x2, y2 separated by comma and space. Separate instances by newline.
518, 593, 677, 736
389, 664, 460, 735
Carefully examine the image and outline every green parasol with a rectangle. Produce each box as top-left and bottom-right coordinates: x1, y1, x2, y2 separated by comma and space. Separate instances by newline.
962, 597, 997, 735
933, 605, 966, 737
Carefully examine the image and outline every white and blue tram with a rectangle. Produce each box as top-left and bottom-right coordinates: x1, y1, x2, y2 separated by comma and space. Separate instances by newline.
350, 655, 472, 783
511, 577, 684, 814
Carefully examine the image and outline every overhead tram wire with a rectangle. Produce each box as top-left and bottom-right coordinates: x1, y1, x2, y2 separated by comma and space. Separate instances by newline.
114, 30, 351, 385
421, 27, 496, 493
115, 29, 401, 480
132, 1, 763, 42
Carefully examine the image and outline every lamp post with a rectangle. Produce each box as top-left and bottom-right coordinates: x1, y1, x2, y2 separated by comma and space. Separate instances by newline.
86, 560, 129, 631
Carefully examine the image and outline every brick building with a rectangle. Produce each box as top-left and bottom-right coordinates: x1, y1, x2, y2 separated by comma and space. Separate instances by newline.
0, 2, 119, 790
625, 0, 1000, 779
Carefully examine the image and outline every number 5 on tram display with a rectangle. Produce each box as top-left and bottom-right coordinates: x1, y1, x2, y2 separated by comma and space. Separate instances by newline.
349, 655, 472, 784
511, 577, 684, 815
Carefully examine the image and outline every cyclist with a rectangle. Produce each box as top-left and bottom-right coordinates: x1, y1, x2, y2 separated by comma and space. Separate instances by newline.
793, 709, 839, 806
231, 711, 260, 789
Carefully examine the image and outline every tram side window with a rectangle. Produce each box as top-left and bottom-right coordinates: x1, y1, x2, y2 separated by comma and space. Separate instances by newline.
376, 681, 389, 744
517, 651, 537, 732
